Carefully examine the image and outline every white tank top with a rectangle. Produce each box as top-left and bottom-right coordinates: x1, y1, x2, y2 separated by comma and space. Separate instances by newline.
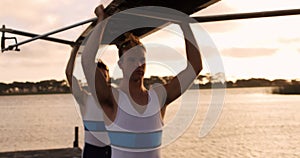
106, 89, 163, 158
83, 94, 110, 146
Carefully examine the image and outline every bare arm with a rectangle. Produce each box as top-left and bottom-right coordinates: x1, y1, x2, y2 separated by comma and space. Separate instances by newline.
70, 77, 88, 115
95, 66, 115, 106
81, 5, 116, 111
65, 46, 78, 89
156, 23, 203, 106
65, 45, 87, 110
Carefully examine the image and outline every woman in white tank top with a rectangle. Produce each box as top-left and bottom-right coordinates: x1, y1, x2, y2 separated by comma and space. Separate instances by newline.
81, 4, 203, 158
66, 44, 111, 158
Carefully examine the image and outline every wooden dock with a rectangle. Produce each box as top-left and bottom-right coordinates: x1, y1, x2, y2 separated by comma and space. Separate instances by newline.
0, 148, 82, 158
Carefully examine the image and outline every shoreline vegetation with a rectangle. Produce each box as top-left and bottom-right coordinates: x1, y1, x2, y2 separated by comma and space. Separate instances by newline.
1, 75, 299, 95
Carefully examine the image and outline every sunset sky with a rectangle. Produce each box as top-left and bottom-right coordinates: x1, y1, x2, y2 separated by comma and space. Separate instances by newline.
1, 0, 300, 83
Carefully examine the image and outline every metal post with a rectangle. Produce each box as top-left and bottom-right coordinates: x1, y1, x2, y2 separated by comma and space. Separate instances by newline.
1, 25, 5, 51
73, 126, 79, 148
192, 8, 300, 23
119, 8, 300, 23
1, 17, 97, 52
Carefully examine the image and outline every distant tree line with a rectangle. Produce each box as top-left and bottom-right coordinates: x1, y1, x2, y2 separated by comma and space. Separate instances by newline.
0, 80, 70, 95
0, 73, 299, 95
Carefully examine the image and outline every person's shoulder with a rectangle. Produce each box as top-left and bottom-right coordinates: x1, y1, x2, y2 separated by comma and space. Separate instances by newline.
150, 84, 167, 98
110, 83, 118, 88
111, 86, 120, 98
151, 83, 165, 91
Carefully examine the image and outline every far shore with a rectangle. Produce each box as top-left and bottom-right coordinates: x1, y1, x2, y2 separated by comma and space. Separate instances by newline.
1, 77, 300, 96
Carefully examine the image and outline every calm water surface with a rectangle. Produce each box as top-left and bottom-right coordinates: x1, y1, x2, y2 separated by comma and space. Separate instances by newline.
0, 87, 299, 158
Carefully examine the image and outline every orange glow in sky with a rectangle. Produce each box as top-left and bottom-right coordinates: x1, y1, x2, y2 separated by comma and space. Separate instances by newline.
0, 0, 300, 83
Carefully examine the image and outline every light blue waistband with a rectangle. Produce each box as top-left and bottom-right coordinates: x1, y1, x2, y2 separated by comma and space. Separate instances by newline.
108, 130, 162, 149
84, 120, 106, 132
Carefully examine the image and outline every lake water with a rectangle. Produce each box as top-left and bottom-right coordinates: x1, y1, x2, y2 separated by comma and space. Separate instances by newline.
0, 87, 299, 158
